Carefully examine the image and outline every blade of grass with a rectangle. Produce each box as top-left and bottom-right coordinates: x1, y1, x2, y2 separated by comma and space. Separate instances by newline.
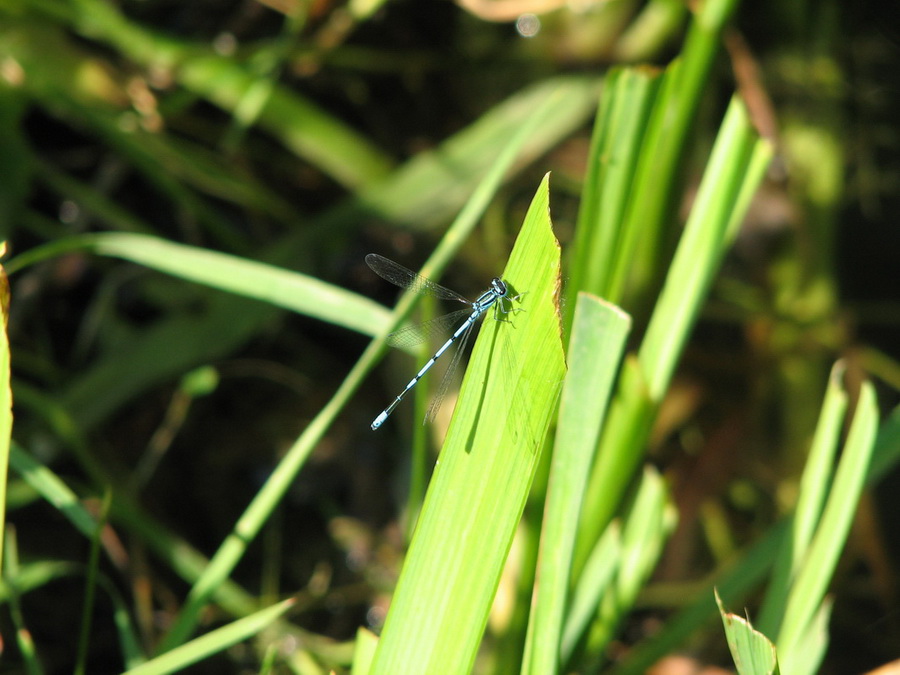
122, 598, 295, 675
6, 233, 395, 341
219, 12, 306, 153
0, 246, 11, 574
607, 0, 741, 301
178, 54, 393, 189
560, 522, 621, 662
0, 560, 81, 602
716, 590, 780, 675
777, 380, 878, 670
353, 75, 601, 230
351, 627, 378, 675
638, 100, 768, 401
579, 467, 676, 670
614, 0, 689, 62
522, 294, 631, 675
781, 597, 831, 675
370, 174, 565, 674
2, 531, 42, 675
756, 362, 848, 635
74, 490, 111, 675
8, 444, 101, 539
565, 66, 661, 328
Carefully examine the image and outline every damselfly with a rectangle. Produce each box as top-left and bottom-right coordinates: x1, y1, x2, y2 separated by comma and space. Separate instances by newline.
367, 253, 518, 430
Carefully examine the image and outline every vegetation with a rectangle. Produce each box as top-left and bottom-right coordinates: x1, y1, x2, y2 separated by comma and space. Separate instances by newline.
0, 0, 898, 673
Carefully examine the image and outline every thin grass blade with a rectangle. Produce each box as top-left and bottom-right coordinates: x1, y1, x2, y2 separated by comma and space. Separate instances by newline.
757, 362, 849, 635
7, 233, 393, 340
523, 293, 631, 675
122, 599, 295, 675
0, 248, 11, 573
777, 381, 878, 668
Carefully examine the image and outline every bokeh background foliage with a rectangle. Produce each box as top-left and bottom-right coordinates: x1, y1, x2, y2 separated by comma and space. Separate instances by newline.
1, 0, 899, 673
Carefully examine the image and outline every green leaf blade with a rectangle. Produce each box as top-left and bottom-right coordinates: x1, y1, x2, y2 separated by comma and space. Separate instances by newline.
716, 591, 779, 675
370, 174, 566, 674
8, 233, 394, 339
523, 293, 631, 675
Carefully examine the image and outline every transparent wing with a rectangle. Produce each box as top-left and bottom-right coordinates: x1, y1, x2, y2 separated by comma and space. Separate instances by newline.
366, 254, 469, 304
425, 319, 477, 424
385, 309, 473, 349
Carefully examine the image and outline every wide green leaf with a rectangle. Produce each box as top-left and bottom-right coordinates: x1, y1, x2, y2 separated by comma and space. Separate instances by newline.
716, 591, 779, 675
370, 174, 566, 674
